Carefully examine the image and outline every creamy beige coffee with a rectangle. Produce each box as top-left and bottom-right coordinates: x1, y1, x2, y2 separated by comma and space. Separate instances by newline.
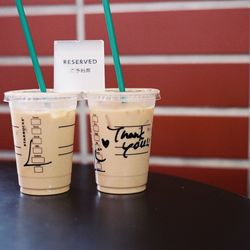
90, 103, 154, 194
11, 110, 75, 195
86, 89, 160, 194
4, 90, 77, 196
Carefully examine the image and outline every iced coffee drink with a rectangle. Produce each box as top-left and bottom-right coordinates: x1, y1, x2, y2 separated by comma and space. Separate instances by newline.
86, 89, 160, 194
4, 90, 77, 195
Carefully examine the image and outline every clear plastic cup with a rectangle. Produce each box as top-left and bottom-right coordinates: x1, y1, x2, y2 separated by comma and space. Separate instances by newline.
85, 88, 160, 194
4, 89, 78, 195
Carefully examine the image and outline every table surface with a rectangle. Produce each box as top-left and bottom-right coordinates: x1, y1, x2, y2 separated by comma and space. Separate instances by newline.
1, 162, 250, 250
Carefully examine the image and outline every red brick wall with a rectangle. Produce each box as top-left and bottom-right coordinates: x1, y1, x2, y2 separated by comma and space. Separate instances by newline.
0, 1, 249, 196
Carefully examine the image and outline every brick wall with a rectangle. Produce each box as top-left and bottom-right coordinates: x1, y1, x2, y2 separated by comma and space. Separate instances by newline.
0, 0, 249, 196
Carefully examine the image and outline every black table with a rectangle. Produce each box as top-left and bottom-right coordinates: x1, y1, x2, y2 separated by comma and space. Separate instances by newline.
1, 162, 250, 250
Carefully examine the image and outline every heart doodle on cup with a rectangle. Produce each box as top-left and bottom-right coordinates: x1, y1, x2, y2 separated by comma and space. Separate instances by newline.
102, 139, 110, 148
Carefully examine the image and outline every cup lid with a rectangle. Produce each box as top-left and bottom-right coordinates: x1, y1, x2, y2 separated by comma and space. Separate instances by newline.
4, 89, 80, 102
83, 88, 161, 101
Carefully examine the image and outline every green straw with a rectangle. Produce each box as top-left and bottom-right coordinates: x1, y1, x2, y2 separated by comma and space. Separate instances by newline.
102, 0, 125, 92
15, 0, 46, 92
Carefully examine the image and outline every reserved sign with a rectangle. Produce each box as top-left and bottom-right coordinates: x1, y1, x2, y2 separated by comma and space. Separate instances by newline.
54, 40, 105, 93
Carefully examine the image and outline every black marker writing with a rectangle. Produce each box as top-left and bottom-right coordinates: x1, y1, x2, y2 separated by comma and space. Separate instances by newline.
91, 114, 106, 172
121, 138, 150, 158
95, 149, 106, 163
108, 125, 151, 158
24, 139, 52, 167
108, 125, 145, 142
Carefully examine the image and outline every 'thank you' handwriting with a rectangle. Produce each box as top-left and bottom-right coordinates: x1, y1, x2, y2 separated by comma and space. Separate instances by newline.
107, 124, 151, 158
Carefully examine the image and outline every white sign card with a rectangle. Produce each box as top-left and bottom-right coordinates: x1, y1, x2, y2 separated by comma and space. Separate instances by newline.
54, 40, 105, 92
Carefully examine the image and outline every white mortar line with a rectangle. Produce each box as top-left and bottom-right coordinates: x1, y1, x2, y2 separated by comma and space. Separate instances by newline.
0, 55, 249, 66
84, 153, 249, 169
0, 56, 53, 65
1, 1, 249, 16
72, 153, 82, 163
86, 154, 93, 163
77, 98, 89, 164
149, 157, 250, 169
0, 151, 15, 160
0, 105, 10, 113
1, 104, 249, 117
154, 107, 250, 117
0, 5, 76, 16
247, 10, 250, 198
0, 104, 249, 117
76, 0, 89, 165
76, 0, 84, 41
111, 55, 250, 65
84, 1, 250, 14
77, 106, 250, 118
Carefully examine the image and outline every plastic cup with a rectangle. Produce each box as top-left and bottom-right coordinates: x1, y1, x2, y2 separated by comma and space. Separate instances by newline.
4, 89, 78, 195
85, 88, 160, 194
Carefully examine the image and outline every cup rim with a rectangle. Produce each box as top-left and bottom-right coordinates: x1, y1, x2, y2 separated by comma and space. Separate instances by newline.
4, 89, 79, 102
83, 88, 161, 100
